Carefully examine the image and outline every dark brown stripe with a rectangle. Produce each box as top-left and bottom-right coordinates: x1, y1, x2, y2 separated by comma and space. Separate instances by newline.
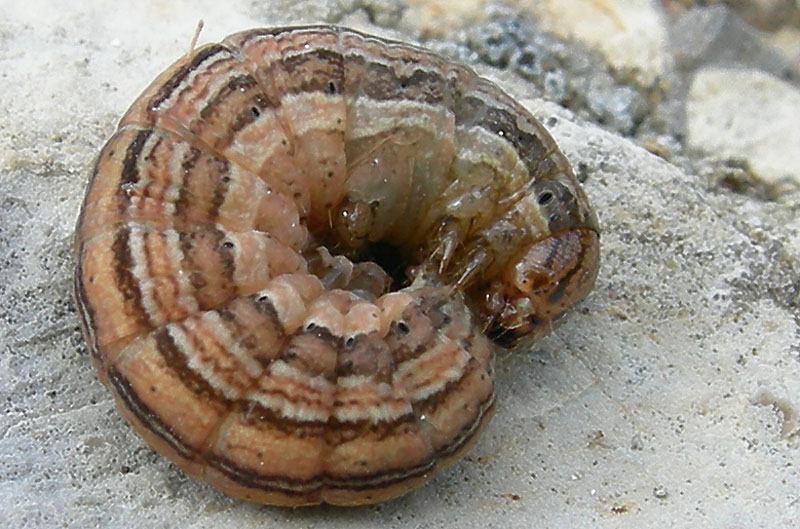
137, 134, 167, 213
546, 231, 589, 305
454, 94, 548, 175
219, 299, 286, 360
178, 227, 235, 294
208, 158, 231, 222
240, 389, 414, 441
112, 225, 147, 326
436, 389, 495, 460
142, 134, 164, 164
107, 365, 197, 460
119, 128, 153, 187
199, 74, 259, 120
206, 453, 322, 495
207, 389, 494, 495
216, 228, 237, 282
280, 48, 345, 95
154, 324, 233, 406
325, 413, 418, 444
174, 147, 203, 219
74, 255, 99, 362
230, 93, 272, 133
323, 452, 437, 491
299, 322, 342, 347
250, 294, 286, 335
148, 44, 231, 112
414, 355, 484, 412
242, 400, 328, 435
345, 53, 448, 106
384, 304, 437, 365
251, 291, 283, 323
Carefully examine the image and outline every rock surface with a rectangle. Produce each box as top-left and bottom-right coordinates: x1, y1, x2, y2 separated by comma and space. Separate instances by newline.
516, 0, 672, 85
1, 1, 799, 528
687, 68, 800, 185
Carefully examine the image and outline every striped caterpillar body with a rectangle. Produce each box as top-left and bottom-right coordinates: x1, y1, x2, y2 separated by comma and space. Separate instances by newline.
74, 25, 599, 506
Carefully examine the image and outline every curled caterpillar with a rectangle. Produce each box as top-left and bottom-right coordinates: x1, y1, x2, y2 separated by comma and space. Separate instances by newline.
74, 25, 599, 506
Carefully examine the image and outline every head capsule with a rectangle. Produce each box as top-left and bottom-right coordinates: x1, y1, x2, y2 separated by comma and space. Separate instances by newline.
481, 179, 600, 349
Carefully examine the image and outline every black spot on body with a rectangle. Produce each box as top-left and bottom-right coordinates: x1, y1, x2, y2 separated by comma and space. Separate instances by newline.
200, 75, 259, 121
281, 48, 344, 95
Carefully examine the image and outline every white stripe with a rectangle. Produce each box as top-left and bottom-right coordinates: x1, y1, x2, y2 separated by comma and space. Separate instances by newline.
250, 360, 333, 422
254, 279, 304, 332
301, 297, 344, 337
127, 225, 160, 323
346, 98, 453, 140
164, 229, 199, 315
333, 376, 411, 423
168, 323, 242, 401
280, 91, 344, 136
132, 132, 164, 190
200, 311, 263, 379
193, 67, 248, 115
223, 110, 292, 169
396, 337, 470, 401
165, 140, 191, 203
269, 360, 332, 391
454, 124, 526, 167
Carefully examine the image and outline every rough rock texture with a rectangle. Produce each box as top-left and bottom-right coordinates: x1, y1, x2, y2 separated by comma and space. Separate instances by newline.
688, 68, 800, 185
516, 0, 672, 85
1, 0, 799, 528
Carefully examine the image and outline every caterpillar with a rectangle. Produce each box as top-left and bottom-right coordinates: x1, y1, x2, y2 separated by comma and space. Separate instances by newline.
74, 25, 599, 506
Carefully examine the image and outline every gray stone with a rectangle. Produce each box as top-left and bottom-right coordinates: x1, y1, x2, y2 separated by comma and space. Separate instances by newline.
687, 67, 800, 186
464, 11, 651, 136
671, 4, 800, 84
521, 0, 673, 86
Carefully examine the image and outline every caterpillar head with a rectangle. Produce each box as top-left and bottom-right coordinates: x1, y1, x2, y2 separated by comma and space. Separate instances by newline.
482, 228, 599, 349
480, 177, 600, 349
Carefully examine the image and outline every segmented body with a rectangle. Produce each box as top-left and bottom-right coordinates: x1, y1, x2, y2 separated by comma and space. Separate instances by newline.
74, 25, 599, 506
